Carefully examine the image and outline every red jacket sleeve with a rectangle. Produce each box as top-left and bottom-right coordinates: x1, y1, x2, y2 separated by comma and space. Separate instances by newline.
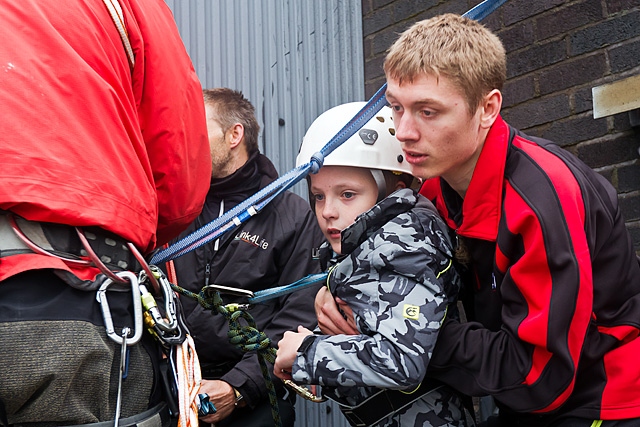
126, 0, 211, 249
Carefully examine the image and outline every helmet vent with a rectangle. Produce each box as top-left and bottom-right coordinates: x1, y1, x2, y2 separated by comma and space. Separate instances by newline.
397, 154, 404, 163
358, 128, 378, 145
376, 116, 385, 122
389, 128, 395, 136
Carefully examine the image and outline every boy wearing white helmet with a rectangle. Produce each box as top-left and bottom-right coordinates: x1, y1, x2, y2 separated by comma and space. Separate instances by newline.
274, 102, 473, 427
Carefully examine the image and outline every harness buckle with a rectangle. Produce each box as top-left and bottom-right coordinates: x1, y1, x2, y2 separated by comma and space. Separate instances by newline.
96, 270, 143, 345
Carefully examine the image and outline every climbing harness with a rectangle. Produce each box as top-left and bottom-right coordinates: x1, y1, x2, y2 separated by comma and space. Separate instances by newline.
4, 211, 192, 426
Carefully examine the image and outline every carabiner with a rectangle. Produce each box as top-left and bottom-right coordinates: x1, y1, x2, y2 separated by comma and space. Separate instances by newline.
138, 265, 178, 333
96, 271, 143, 345
283, 380, 326, 403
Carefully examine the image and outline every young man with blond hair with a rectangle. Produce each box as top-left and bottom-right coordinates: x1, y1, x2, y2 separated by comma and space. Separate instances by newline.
316, 13, 640, 427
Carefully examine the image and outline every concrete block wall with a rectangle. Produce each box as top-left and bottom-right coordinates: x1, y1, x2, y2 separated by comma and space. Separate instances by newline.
362, 0, 640, 253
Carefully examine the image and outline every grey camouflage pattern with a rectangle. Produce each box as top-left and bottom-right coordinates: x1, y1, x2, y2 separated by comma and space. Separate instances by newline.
293, 189, 471, 426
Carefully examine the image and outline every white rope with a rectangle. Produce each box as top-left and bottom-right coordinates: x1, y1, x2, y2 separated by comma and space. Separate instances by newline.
102, 0, 135, 69
176, 334, 202, 427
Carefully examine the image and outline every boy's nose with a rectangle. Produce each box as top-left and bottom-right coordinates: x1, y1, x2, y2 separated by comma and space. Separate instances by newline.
320, 199, 338, 219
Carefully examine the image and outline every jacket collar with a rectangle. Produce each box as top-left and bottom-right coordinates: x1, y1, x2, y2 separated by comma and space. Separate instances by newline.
208, 151, 278, 201
341, 188, 418, 254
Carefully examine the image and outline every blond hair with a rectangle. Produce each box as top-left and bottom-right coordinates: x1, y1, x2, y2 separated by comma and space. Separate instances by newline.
384, 14, 506, 114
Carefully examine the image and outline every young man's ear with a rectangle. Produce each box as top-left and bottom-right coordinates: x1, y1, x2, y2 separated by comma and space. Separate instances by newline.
227, 123, 245, 149
479, 89, 502, 129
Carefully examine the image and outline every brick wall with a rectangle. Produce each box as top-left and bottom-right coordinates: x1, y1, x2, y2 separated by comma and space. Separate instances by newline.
362, 0, 640, 253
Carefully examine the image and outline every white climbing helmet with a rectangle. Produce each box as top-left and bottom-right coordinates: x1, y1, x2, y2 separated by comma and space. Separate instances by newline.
296, 101, 411, 175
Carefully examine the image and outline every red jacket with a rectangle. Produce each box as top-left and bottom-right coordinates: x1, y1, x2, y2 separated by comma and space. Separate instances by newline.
423, 116, 640, 422
0, 0, 211, 280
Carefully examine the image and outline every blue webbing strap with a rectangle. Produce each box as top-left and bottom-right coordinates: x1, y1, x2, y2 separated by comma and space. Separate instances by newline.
151, 0, 507, 271
247, 272, 328, 304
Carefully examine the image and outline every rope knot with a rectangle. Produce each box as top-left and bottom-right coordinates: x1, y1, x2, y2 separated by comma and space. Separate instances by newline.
309, 152, 324, 174
227, 319, 271, 353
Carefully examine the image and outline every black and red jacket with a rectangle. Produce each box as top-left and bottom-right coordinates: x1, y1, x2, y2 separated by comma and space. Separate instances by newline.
423, 115, 640, 423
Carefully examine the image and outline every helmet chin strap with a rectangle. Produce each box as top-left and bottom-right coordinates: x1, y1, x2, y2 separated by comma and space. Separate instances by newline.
371, 169, 388, 203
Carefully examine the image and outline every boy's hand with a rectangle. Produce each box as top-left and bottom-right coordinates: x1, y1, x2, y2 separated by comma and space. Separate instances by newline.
274, 326, 313, 380
314, 287, 358, 335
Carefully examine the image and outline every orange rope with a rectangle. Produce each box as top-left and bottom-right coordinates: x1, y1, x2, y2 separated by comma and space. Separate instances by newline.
176, 334, 201, 427
166, 259, 178, 286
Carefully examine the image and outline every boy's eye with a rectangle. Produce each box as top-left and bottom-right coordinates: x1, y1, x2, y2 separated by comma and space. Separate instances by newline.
313, 194, 324, 202
343, 192, 355, 199
421, 109, 433, 117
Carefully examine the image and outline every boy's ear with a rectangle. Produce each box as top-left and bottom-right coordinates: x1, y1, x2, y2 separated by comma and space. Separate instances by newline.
479, 89, 502, 129
227, 123, 245, 149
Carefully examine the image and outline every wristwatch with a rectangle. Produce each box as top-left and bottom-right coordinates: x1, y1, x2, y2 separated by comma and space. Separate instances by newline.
232, 387, 244, 406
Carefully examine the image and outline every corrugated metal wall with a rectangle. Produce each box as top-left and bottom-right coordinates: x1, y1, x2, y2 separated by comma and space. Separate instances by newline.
165, 0, 364, 199
164, 1, 361, 426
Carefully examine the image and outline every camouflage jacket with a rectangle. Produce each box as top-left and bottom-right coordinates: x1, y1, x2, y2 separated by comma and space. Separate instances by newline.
292, 189, 469, 426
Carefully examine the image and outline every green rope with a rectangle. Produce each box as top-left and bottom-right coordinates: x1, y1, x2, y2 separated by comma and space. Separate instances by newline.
172, 284, 282, 427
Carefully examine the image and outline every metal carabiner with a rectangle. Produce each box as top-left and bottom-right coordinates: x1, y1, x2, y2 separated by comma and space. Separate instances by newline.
96, 271, 143, 345
283, 380, 327, 403
138, 265, 179, 333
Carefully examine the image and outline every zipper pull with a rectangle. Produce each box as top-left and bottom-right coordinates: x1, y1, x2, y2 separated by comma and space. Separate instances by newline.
204, 263, 211, 287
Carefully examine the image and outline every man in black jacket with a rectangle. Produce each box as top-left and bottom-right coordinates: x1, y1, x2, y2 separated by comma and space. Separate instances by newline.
171, 88, 325, 427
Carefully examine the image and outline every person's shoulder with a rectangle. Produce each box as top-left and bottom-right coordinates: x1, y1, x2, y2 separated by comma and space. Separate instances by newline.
384, 188, 439, 221
264, 190, 317, 230
414, 192, 441, 217
386, 190, 453, 248
277, 190, 313, 212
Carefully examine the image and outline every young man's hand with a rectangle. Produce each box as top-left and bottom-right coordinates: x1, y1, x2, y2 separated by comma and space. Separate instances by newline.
314, 287, 358, 335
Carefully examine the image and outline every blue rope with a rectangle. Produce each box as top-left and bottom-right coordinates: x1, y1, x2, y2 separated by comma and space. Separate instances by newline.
465, 0, 507, 20
150, 0, 507, 266
247, 272, 328, 304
